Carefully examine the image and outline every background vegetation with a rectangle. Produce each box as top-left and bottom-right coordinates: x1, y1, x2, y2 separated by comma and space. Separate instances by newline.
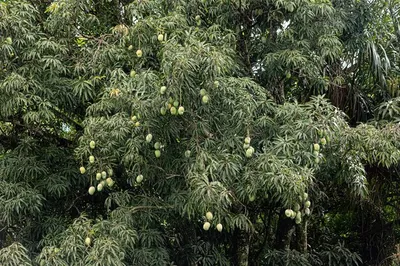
1, 0, 400, 265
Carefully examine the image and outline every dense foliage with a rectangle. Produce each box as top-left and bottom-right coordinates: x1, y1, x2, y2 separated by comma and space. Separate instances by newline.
1, 0, 400, 265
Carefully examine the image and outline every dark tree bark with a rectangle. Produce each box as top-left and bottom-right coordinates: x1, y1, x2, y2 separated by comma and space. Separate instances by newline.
295, 219, 308, 253
234, 228, 251, 266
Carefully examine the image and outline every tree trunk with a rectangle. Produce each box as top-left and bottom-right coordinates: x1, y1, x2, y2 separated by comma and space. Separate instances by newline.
295, 219, 308, 253
234, 228, 251, 266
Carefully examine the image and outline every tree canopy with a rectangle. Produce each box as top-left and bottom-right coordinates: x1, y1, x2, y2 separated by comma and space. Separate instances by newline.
1, 0, 400, 265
